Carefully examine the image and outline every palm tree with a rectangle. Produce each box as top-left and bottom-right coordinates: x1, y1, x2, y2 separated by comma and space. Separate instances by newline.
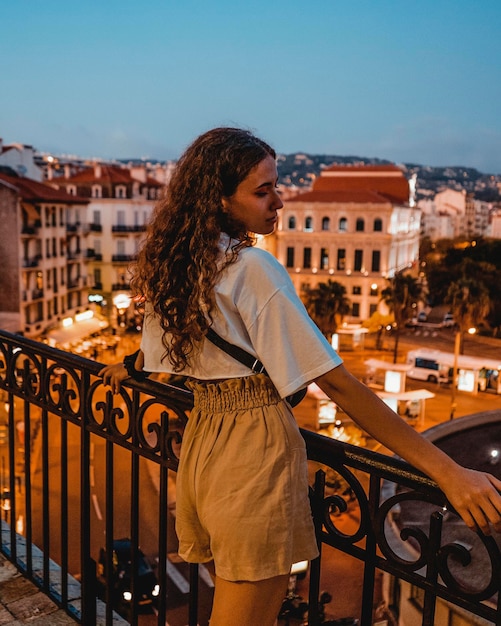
302, 279, 351, 340
445, 277, 490, 354
380, 272, 425, 363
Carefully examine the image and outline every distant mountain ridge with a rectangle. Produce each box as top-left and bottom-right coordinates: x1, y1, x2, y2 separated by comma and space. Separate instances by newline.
276, 153, 501, 202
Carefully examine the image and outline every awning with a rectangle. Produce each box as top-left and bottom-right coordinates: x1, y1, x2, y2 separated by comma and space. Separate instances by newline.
377, 389, 435, 401
364, 358, 411, 372
47, 317, 108, 346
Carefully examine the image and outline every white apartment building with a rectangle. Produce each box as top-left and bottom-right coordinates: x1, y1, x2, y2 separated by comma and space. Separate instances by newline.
419, 188, 491, 241
0, 139, 43, 181
276, 165, 421, 321
0, 172, 91, 338
53, 164, 163, 328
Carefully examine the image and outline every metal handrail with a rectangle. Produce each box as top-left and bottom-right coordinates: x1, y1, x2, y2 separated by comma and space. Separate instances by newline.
0, 329, 500, 626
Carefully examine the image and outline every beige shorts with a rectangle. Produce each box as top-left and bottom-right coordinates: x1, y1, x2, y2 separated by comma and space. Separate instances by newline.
175, 374, 318, 582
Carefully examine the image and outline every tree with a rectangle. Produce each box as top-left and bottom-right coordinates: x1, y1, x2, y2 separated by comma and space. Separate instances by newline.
380, 272, 425, 363
445, 277, 490, 353
302, 279, 350, 340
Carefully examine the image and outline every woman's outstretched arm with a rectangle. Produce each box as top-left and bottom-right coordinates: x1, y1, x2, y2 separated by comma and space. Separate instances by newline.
315, 364, 501, 535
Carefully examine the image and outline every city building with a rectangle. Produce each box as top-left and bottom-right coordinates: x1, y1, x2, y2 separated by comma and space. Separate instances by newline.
0, 139, 43, 181
52, 163, 163, 328
419, 188, 491, 241
276, 164, 421, 321
0, 170, 91, 338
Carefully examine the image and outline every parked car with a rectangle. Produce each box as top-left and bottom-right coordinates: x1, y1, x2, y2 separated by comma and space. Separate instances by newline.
96, 538, 159, 617
417, 311, 428, 322
442, 313, 454, 327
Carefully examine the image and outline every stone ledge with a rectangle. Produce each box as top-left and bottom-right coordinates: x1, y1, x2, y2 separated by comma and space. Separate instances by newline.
1, 522, 127, 625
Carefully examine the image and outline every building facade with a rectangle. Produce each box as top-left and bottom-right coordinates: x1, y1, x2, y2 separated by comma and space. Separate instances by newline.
276, 165, 421, 322
53, 164, 163, 328
0, 171, 90, 338
419, 188, 491, 241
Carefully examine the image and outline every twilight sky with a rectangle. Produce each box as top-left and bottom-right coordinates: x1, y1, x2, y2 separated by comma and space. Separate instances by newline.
2, 0, 501, 172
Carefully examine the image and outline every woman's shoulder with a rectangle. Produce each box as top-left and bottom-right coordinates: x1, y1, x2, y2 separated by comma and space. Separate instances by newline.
238, 245, 286, 273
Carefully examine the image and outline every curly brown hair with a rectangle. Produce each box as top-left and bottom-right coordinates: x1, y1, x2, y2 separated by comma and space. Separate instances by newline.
130, 127, 276, 371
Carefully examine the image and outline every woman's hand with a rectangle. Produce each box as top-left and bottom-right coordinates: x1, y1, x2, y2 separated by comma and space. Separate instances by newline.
439, 467, 501, 535
99, 362, 130, 394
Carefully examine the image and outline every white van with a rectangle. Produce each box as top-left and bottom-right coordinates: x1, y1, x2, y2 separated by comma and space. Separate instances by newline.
406, 350, 451, 384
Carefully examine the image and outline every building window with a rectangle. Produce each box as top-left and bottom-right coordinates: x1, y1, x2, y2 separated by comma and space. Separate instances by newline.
372, 250, 381, 272
370, 284, 379, 296
304, 216, 313, 232
369, 303, 377, 316
303, 247, 312, 269
288, 216, 296, 230
374, 218, 383, 232
92, 185, 102, 198
286, 247, 295, 268
352, 302, 360, 317
337, 249, 346, 270
117, 210, 126, 226
339, 217, 347, 232
352, 285, 361, 295
320, 248, 329, 270
356, 218, 365, 232
354, 249, 363, 271
116, 185, 126, 199
117, 240, 126, 255
321, 217, 330, 231
93, 210, 101, 225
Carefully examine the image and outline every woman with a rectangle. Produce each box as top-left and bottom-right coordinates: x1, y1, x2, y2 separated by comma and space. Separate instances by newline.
100, 127, 501, 626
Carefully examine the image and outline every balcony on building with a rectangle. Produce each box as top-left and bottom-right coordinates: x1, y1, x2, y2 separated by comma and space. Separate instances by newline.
22, 255, 41, 268
21, 219, 42, 236
66, 222, 81, 233
111, 283, 130, 292
1, 329, 500, 626
112, 254, 136, 264
86, 249, 103, 261
86, 223, 103, 233
112, 224, 146, 233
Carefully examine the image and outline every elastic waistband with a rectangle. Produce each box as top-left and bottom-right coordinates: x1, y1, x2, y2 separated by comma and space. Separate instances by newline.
186, 374, 281, 413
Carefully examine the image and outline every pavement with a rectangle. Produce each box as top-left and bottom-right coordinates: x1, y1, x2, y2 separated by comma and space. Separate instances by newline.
0, 551, 77, 625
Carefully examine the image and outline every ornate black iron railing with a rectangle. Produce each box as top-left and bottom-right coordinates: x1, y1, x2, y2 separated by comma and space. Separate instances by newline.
0, 328, 500, 626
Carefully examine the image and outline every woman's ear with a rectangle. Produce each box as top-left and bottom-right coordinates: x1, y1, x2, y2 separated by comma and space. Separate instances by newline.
221, 197, 230, 213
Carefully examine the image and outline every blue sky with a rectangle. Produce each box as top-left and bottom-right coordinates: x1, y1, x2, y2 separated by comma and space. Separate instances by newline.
2, 1, 501, 172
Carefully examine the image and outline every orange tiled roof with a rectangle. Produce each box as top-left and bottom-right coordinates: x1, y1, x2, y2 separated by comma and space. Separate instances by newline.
311, 164, 410, 204
57, 165, 135, 185
0, 172, 88, 204
57, 165, 163, 187
286, 189, 393, 204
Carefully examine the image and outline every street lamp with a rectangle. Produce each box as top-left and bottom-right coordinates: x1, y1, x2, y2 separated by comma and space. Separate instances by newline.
449, 327, 476, 420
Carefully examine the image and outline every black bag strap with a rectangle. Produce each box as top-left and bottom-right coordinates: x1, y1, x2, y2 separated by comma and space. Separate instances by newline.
205, 328, 267, 375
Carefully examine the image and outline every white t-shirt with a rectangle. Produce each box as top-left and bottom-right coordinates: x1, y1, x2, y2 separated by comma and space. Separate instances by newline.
140, 238, 343, 399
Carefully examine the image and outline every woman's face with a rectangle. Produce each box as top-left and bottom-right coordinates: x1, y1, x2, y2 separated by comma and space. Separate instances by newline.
222, 155, 283, 235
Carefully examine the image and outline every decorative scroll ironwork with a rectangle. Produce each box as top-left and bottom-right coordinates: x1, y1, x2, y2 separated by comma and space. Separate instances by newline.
1, 329, 501, 626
